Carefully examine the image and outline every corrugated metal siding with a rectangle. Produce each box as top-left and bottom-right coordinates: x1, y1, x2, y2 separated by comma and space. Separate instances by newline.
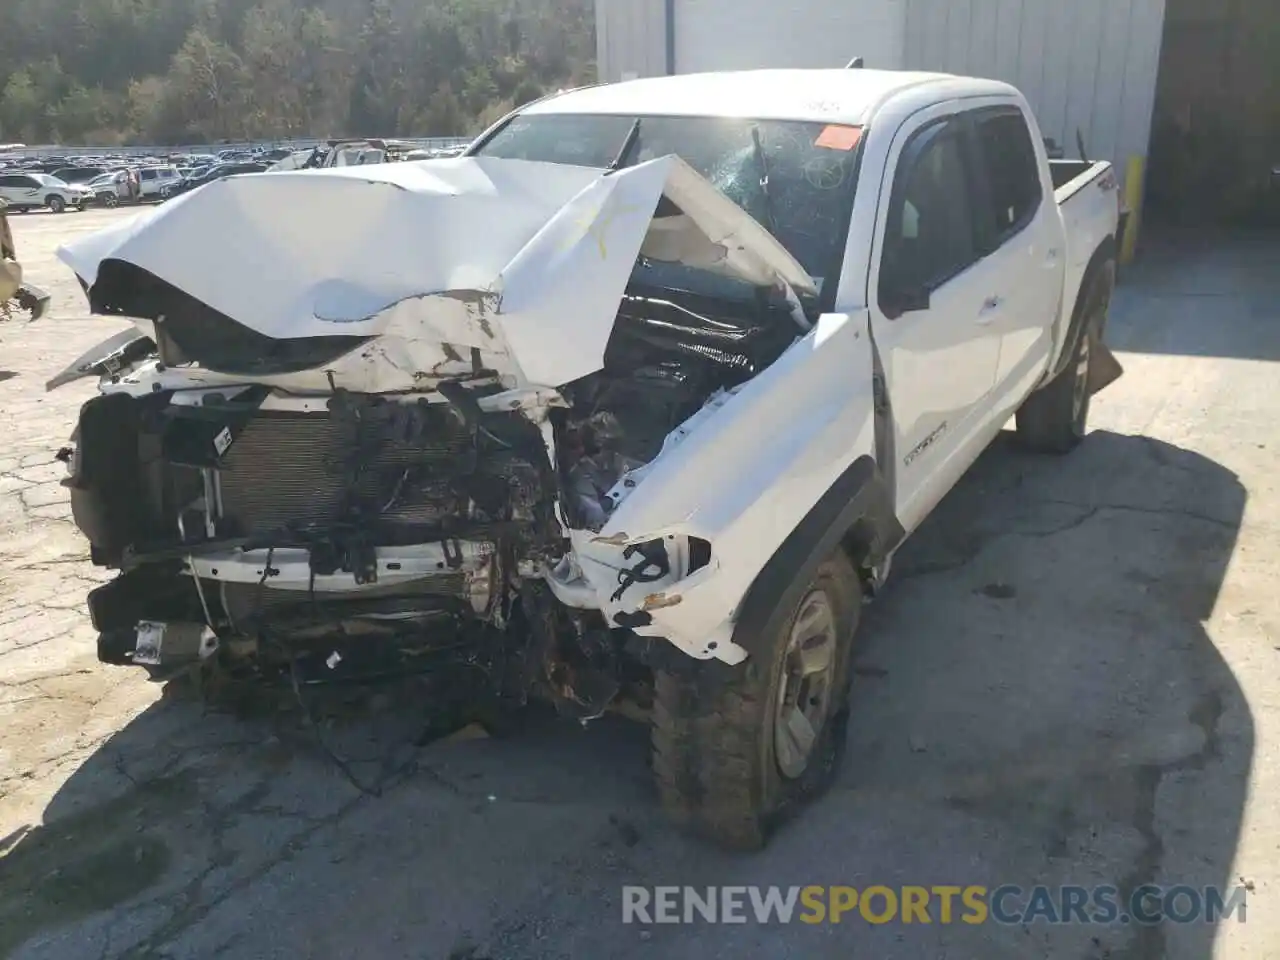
672, 0, 906, 73
903, 0, 1166, 177
595, 0, 1165, 182
596, 0, 669, 81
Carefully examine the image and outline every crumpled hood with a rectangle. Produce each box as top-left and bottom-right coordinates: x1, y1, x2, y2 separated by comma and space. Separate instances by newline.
57, 155, 815, 390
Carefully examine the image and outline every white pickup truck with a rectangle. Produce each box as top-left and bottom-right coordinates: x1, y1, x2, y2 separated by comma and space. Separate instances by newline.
51, 68, 1121, 849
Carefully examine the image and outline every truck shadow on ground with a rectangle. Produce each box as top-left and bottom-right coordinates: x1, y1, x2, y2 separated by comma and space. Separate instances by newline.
0, 430, 1251, 960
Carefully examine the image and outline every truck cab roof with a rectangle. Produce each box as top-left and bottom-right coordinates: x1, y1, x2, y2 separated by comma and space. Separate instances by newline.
523, 68, 1019, 125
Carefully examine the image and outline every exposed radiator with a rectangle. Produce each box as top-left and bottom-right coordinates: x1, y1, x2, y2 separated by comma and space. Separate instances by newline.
215, 411, 473, 539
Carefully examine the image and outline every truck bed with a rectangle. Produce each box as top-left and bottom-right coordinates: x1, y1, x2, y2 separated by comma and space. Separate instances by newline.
1050, 159, 1112, 201
1051, 158, 1127, 273
1047, 156, 1120, 368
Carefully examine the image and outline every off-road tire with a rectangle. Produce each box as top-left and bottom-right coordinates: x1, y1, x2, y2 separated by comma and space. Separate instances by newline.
46, 195, 66, 214
1015, 262, 1114, 454
651, 550, 862, 850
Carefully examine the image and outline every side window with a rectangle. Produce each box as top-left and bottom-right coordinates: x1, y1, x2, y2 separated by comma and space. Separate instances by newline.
140, 169, 157, 181
19, 176, 39, 189
880, 120, 980, 304
972, 110, 1043, 243
0, 176, 17, 188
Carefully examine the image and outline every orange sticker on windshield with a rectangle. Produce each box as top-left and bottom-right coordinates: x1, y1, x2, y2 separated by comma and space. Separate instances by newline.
814, 125, 863, 151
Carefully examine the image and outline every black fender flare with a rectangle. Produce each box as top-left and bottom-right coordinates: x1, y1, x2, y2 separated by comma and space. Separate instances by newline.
1045, 235, 1118, 384
728, 455, 904, 659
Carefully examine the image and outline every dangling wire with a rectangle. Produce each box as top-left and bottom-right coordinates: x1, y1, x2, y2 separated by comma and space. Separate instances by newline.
254, 544, 276, 625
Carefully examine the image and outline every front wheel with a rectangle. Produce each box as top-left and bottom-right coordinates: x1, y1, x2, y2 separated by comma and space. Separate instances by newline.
46, 195, 66, 214
651, 550, 862, 850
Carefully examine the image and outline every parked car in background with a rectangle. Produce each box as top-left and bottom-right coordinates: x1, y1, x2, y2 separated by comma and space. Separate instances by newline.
164, 161, 268, 198
0, 172, 94, 212
85, 171, 130, 207
322, 138, 418, 166
51, 166, 108, 184
139, 165, 182, 199
266, 148, 323, 171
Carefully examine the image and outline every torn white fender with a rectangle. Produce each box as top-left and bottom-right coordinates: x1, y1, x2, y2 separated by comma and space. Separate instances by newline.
546, 311, 878, 664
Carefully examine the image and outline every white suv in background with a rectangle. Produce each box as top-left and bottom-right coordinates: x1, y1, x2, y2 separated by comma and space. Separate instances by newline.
139, 166, 182, 199
0, 172, 93, 213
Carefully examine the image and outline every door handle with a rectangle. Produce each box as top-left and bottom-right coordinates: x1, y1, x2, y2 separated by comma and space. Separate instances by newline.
1045, 247, 1060, 264
977, 295, 1004, 323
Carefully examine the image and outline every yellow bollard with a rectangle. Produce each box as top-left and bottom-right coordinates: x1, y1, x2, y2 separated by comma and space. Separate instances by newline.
1120, 155, 1146, 265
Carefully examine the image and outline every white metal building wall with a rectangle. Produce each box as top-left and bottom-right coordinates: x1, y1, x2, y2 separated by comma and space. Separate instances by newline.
902, 0, 1166, 177
672, 0, 906, 73
595, 0, 668, 81
596, 0, 1166, 174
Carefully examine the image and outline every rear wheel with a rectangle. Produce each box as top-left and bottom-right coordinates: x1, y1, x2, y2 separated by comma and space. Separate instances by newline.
1015, 262, 1114, 454
46, 195, 66, 214
651, 550, 861, 850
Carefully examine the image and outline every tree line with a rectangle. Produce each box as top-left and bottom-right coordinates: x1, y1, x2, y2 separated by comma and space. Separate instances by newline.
0, 0, 596, 146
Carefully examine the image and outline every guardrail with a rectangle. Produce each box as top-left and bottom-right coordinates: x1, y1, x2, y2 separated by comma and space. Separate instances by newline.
6, 137, 472, 159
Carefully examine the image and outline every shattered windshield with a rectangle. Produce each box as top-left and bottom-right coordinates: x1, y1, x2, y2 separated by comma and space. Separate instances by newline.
473, 113, 863, 298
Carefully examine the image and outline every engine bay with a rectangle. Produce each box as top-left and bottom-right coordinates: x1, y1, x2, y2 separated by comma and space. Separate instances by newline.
561, 289, 796, 528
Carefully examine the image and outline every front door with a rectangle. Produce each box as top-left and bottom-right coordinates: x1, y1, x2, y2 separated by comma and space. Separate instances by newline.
867, 108, 1006, 534
968, 106, 1066, 406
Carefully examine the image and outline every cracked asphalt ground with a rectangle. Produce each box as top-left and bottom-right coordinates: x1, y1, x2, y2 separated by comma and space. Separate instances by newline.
1, 207, 1278, 960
